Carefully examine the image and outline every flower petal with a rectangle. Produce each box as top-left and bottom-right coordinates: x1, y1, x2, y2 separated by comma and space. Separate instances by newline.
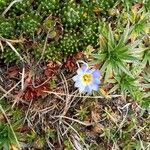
85, 85, 92, 93
93, 78, 101, 84
72, 75, 79, 81
81, 64, 88, 72
77, 68, 83, 75
88, 68, 95, 74
90, 83, 99, 91
79, 85, 86, 93
75, 81, 82, 87
92, 70, 101, 78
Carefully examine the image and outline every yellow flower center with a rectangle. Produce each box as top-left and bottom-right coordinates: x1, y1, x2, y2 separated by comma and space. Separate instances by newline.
81, 73, 92, 85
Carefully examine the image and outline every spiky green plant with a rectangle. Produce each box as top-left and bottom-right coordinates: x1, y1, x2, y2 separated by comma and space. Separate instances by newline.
92, 24, 142, 82
142, 69, 150, 100
127, 7, 149, 40
145, 0, 150, 11
75, 106, 89, 120
109, 72, 143, 101
142, 38, 150, 67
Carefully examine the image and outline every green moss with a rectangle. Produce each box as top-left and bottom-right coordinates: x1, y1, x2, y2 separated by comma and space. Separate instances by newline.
59, 30, 83, 55
93, 0, 117, 9
0, 0, 8, 13
33, 42, 62, 62
38, 0, 60, 13
0, 17, 16, 38
60, 1, 86, 27
1, 45, 21, 63
81, 0, 117, 11
17, 12, 42, 36
81, 18, 99, 46
10, 0, 33, 14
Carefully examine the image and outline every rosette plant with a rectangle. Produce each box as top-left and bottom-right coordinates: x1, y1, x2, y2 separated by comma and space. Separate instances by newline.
92, 23, 143, 82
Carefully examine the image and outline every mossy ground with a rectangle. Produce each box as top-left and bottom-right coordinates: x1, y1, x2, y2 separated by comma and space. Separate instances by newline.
0, 0, 150, 150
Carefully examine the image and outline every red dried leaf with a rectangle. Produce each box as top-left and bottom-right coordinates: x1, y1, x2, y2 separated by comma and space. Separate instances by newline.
44, 61, 58, 77
6, 66, 19, 78
44, 68, 54, 77
35, 84, 50, 97
73, 51, 84, 59
23, 83, 50, 100
47, 61, 57, 69
65, 56, 77, 71
24, 86, 36, 100
14, 68, 52, 101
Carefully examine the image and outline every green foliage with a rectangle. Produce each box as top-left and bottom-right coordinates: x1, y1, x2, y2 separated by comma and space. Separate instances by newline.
128, 7, 149, 39
64, 139, 72, 150
93, 0, 117, 10
10, 108, 23, 124
81, 0, 117, 11
0, 0, 121, 62
76, 106, 89, 120
45, 128, 56, 139
113, 72, 143, 101
92, 24, 141, 81
26, 131, 37, 143
0, 123, 18, 150
142, 38, 150, 67
142, 69, 150, 104
0, 1, 150, 149
145, 0, 150, 11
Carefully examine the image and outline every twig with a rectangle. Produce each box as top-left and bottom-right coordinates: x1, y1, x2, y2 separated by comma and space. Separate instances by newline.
0, 80, 21, 101
0, 37, 25, 43
44, 90, 122, 99
0, 41, 4, 52
35, 30, 49, 66
63, 120, 89, 150
60, 72, 71, 116
5, 40, 24, 62
23, 100, 33, 125
53, 115, 94, 126
0, 85, 15, 99
112, 103, 131, 138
